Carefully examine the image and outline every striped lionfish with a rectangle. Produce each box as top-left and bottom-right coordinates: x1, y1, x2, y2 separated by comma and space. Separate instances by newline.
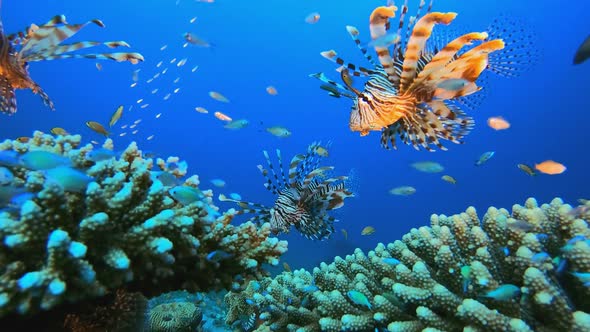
220, 142, 354, 240
312, 0, 535, 151
0, 2, 144, 115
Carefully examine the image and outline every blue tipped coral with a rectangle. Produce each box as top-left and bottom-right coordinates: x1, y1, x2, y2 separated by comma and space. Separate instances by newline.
0, 131, 288, 317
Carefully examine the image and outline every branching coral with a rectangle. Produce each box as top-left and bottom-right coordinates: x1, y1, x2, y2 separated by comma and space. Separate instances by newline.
0, 131, 287, 318
226, 198, 590, 331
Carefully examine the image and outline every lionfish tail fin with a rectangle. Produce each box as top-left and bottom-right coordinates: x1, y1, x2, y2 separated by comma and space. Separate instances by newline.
0, 76, 17, 115
486, 14, 540, 77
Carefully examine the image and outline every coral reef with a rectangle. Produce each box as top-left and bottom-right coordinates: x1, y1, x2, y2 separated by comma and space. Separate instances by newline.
225, 198, 590, 331
0, 131, 287, 318
144, 291, 203, 332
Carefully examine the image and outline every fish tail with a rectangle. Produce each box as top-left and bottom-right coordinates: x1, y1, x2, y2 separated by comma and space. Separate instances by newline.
485, 14, 540, 77
0, 76, 17, 115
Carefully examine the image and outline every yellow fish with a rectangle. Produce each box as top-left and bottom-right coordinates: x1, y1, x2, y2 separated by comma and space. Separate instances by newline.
109, 105, 124, 127
314, 145, 329, 157
50, 127, 68, 136
361, 226, 375, 236
266, 126, 291, 138
441, 175, 457, 184
209, 91, 230, 103
86, 121, 109, 137
517, 164, 536, 176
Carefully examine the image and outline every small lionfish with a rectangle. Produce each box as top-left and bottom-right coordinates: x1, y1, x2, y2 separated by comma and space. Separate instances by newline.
311, 0, 536, 151
220, 142, 354, 240
0, 5, 143, 115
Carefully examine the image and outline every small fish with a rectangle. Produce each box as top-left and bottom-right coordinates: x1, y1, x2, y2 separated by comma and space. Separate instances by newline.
517, 164, 536, 176
209, 91, 230, 103
368, 33, 400, 48
147, 135, 155, 140
573, 35, 590, 65
109, 105, 124, 127
229, 193, 242, 200
214, 112, 232, 122
313, 145, 329, 157
206, 250, 233, 262
190, 17, 197, 23
411, 161, 444, 173
475, 151, 495, 166
506, 220, 535, 232
160, 44, 168, 51
482, 284, 521, 301
90, 140, 99, 145
361, 226, 375, 236
50, 127, 68, 136
210, 179, 226, 187
170, 57, 177, 64
531, 252, 550, 263
0, 151, 20, 167
156, 61, 163, 68
266, 126, 291, 138
19, 151, 72, 170
535, 160, 566, 175
119, 133, 127, 137
177, 58, 188, 67
95, 63, 102, 71
86, 148, 116, 162
152, 171, 180, 187
136, 99, 143, 104
389, 186, 416, 196
169, 186, 205, 205
140, 104, 149, 109
436, 78, 469, 91
283, 262, 291, 272
320, 84, 340, 95
173, 88, 180, 94
163, 93, 171, 100
195, 107, 209, 114
381, 257, 401, 266
191, 65, 199, 72
224, 119, 249, 130
132, 69, 140, 82
341, 229, 348, 240
305, 12, 320, 24
0, 167, 14, 185
571, 272, 590, 283
487, 116, 511, 130
266, 86, 278, 95
441, 175, 457, 184
173, 77, 180, 84
16, 137, 30, 143
347, 290, 371, 309
130, 82, 137, 88
45, 166, 94, 193
184, 32, 213, 47
86, 121, 109, 137
302, 285, 318, 293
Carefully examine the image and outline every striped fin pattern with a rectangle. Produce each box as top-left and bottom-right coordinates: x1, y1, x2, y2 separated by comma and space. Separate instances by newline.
399, 12, 457, 94
345, 25, 380, 68
0, 76, 17, 115
369, 6, 398, 82
225, 143, 354, 240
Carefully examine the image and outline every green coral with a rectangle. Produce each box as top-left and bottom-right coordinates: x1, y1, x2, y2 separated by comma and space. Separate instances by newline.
0, 131, 288, 317
226, 197, 590, 331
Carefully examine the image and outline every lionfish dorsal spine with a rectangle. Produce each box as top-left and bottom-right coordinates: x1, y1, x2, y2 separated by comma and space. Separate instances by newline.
345, 25, 380, 68
369, 6, 399, 82
398, 12, 457, 94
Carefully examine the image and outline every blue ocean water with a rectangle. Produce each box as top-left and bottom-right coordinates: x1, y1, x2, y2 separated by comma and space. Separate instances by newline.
1, 0, 588, 278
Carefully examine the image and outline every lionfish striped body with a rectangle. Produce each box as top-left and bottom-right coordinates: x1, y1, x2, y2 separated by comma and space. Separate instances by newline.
0, 3, 143, 115
220, 142, 354, 240
312, 0, 533, 151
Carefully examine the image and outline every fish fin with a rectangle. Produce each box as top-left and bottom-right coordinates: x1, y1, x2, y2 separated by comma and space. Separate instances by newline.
260, 150, 283, 194
399, 12, 457, 94
369, 6, 399, 83
309, 72, 356, 99
32, 83, 55, 111
320, 50, 377, 77
25, 51, 144, 64
345, 25, 381, 68
0, 76, 17, 115
486, 14, 540, 77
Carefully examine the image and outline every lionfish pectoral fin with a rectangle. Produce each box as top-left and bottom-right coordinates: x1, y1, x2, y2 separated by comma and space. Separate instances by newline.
0, 76, 17, 115
486, 14, 540, 77
33, 83, 55, 111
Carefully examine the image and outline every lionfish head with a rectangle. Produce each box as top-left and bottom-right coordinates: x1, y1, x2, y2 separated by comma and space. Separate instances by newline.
349, 93, 407, 137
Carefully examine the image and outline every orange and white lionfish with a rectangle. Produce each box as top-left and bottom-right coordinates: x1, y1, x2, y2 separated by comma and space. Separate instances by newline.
0, 2, 143, 115
220, 142, 354, 240
312, 0, 535, 151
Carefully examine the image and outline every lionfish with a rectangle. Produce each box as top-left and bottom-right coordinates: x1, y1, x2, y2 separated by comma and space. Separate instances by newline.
220, 142, 354, 240
0, 2, 143, 115
311, 0, 535, 151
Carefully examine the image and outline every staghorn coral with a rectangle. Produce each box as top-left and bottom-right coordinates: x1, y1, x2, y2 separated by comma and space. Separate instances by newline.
226, 198, 590, 331
0, 131, 287, 318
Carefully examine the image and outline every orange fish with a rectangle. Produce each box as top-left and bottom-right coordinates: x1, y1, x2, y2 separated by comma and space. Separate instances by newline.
487, 116, 511, 130
214, 111, 232, 122
535, 160, 566, 175
266, 86, 278, 95
305, 12, 320, 24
